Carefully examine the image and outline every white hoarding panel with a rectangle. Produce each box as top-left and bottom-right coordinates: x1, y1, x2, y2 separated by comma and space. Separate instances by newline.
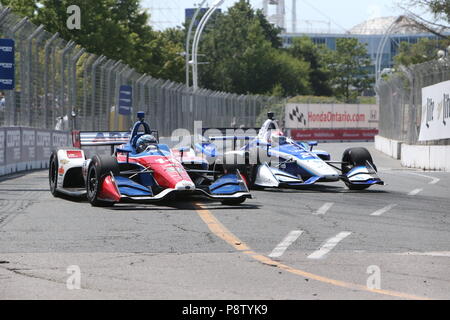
419, 80, 450, 142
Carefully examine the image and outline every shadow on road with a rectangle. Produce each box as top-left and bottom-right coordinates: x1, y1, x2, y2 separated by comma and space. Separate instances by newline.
254, 184, 389, 194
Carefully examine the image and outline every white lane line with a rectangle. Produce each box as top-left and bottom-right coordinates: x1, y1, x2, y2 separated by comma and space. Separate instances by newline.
409, 172, 440, 185
370, 204, 398, 216
314, 202, 334, 215
397, 251, 450, 257
268, 230, 303, 259
408, 188, 423, 196
307, 232, 352, 260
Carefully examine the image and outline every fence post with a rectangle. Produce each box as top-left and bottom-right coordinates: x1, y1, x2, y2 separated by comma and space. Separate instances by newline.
69, 48, 85, 130
59, 41, 76, 130
98, 59, 114, 130
90, 55, 105, 130
24, 24, 45, 127
106, 60, 122, 131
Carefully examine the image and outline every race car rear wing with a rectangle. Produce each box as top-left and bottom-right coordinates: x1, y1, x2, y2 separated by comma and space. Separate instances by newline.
72, 130, 159, 149
72, 131, 131, 148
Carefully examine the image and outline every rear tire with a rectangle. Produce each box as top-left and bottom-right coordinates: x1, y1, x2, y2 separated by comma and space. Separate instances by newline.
86, 155, 120, 207
49, 151, 60, 197
341, 147, 376, 191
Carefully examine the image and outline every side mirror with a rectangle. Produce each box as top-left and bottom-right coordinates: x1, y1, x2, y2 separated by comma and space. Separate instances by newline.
308, 141, 318, 151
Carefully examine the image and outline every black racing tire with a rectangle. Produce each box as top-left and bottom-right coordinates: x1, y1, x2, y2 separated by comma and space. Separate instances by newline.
49, 151, 60, 197
341, 147, 376, 191
341, 147, 375, 174
220, 151, 258, 189
86, 155, 120, 207
221, 197, 246, 206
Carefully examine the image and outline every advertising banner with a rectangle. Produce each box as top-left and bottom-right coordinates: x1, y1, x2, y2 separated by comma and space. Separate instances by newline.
21, 129, 36, 164
418, 80, 450, 142
285, 104, 379, 129
118, 85, 132, 115
0, 38, 15, 90
5, 127, 21, 166
290, 129, 379, 142
0, 128, 71, 177
36, 129, 52, 165
52, 131, 70, 150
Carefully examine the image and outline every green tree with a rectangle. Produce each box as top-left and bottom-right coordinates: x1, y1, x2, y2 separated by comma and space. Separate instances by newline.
404, 0, 450, 22
199, 0, 311, 96
322, 38, 373, 103
401, 1, 449, 38
1, 0, 184, 81
288, 37, 333, 96
394, 37, 450, 67
0, 0, 38, 18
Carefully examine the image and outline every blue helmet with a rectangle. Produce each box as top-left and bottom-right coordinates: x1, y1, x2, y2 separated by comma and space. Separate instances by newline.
136, 134, 157, 153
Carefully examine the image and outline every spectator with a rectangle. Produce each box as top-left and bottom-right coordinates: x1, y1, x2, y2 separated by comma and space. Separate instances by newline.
0, 92, 5, 111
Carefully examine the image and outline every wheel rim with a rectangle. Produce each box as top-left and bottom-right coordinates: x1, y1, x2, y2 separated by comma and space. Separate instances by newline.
49, 158, 57, 190
87, 167, 98, 199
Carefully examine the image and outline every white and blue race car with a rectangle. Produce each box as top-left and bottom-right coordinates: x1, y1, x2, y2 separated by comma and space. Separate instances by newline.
194, 113, 384, 191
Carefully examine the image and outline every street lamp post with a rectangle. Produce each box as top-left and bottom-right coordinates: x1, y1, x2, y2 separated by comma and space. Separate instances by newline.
191, 0, 225, 92
185, 0, 208, 88
375, 16, 405, 85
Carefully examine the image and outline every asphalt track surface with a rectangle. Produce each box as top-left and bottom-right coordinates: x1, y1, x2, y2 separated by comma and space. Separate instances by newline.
0, 142, 449, 300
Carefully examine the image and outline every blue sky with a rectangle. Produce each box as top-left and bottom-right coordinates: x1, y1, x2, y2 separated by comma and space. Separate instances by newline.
140, 0, 431, 31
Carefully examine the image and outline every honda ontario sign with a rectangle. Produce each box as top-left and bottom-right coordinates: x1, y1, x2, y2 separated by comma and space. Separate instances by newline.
285, 103, 379, 141
419, 80, 450, 142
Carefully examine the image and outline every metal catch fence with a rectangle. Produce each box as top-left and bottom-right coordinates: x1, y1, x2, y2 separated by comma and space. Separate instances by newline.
376, 57, 450, 145
0, 7, 281, 137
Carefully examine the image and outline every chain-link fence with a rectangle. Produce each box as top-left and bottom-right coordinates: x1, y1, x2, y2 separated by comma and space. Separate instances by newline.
0, 7, 281, 137
376, 57, 450, 145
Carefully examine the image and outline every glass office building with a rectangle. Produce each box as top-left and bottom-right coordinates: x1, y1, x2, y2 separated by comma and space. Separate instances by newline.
281, 17, 444, 75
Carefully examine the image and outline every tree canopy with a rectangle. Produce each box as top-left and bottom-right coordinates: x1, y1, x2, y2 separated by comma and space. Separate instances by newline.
1, 0, 375, 100
197, 0, 312, 96
0, 0, 185, 80
394, 37, 450, 67
322, 38, 373, 103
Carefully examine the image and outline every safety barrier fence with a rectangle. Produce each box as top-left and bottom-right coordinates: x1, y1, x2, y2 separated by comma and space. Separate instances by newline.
0, 6, 281, 137
376, 58, 450, 145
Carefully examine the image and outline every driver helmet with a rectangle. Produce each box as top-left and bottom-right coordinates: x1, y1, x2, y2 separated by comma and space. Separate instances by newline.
136, 134, 157, 153
270, 130, 286, 146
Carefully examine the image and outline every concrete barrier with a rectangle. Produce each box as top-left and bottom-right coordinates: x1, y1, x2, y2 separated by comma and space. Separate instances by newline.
401, 144, 450, 171
374, 135, 402, 160
0, 127, 70, 177
375, 135, 450, 171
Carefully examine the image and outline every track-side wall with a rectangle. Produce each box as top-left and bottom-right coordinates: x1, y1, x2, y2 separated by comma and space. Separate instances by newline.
0, 127, 70, 177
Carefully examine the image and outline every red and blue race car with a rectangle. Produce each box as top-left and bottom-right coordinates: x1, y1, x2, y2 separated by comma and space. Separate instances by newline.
49, 112, 251, 206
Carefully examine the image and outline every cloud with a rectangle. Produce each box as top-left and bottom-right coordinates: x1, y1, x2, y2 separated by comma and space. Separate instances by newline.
367, 4, 382, 20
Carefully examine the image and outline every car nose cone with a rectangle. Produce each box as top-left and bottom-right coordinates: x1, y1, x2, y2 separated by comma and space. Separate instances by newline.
175, 181, 196, 191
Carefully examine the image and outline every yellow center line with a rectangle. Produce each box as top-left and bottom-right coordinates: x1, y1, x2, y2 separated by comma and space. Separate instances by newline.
195, 203, 431, 300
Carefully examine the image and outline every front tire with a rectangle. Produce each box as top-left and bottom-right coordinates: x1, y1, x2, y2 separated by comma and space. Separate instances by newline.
342, 147, 376, 190
86, 155, 119, 207
49, 151, 60, 197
